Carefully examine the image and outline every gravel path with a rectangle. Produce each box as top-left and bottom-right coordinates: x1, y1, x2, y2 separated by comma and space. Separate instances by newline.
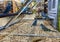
0, 19, 60, 42
0, 14, 60, 42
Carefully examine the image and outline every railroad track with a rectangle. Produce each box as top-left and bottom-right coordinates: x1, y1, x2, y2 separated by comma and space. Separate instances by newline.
0, 19, 60, 42
0, 19, 34, 42
30, 20, 60, 42
0, 14, 27, 40
0, 20, 28, 41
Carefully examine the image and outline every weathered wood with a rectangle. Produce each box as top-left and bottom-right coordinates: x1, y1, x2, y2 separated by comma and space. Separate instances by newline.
12, 0, 18, 13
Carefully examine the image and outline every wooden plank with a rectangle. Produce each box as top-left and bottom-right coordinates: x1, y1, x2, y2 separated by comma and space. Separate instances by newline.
12, 0, 18, 13
43, 20, 57, 31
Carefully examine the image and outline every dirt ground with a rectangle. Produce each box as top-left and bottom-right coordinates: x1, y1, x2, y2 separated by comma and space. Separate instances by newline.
0, 14, 60, 42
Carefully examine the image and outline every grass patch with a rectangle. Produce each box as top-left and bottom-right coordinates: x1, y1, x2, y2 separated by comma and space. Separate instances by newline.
57, 0, 60, 31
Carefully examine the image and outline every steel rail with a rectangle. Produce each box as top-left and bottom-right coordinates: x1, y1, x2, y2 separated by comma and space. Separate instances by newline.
0, 0, 33, 30
12, 34, 60, 38
4, 0, 33, 28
